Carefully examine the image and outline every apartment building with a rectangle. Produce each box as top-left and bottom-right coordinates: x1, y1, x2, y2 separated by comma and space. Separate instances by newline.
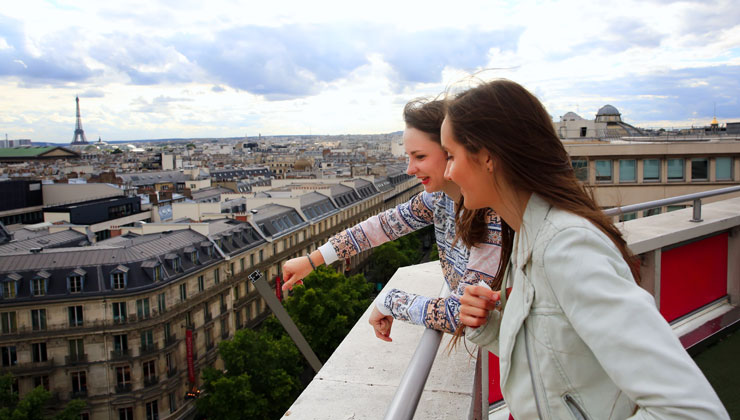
0, 173, 421, 420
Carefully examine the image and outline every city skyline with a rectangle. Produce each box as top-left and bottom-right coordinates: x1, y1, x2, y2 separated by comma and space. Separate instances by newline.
1, 0, 739, 142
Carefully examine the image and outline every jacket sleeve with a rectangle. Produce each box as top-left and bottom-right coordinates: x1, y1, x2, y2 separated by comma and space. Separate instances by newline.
318, 191, 436, 265
542, 227, 729, 420
383, 209, 503, 333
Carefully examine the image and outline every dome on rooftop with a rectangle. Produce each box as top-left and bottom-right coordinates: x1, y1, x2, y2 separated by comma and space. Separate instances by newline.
596, 104, 621, 116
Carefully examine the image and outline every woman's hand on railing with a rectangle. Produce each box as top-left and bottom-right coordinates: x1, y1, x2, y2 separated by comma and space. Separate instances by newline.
459, 285, 500, 328
281, 257, 311, 291
369, 307, 393, 342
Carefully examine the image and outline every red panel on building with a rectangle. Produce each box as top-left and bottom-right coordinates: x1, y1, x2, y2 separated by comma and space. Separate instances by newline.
488, 352, 504, 404
660, 233, 728, 323
186, 329, 195, 384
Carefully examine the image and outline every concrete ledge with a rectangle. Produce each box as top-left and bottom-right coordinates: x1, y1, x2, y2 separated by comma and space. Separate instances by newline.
622, 196, 740, 254
283, 261, 476, 420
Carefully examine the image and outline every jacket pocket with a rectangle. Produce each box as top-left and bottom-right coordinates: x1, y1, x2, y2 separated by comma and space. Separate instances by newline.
563, 394, 590, 420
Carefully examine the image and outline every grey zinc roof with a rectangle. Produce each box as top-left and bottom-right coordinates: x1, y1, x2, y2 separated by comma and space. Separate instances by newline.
0, 229, 87, 254
118, 170, 190, 186
299, 191, 331, 206
0, 229, 208, 272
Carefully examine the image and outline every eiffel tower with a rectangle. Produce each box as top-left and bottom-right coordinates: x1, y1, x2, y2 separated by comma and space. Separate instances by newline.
71, 96, 89, 145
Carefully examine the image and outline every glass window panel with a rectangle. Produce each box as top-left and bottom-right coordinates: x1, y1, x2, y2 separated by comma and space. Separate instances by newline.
691, 158, 708, 181
667, 158, 684, 180
595, 160, 612, 182
716, 157, 732, 180
619, 160, 636, 182
571, 159, 588, 182
643, 159, 660, 181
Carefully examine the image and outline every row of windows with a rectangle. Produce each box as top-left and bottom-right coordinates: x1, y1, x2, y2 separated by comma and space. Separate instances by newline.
573, 157, 735, 183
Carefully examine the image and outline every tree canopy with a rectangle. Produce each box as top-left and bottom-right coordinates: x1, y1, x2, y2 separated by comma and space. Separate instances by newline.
0, 374, 85, 420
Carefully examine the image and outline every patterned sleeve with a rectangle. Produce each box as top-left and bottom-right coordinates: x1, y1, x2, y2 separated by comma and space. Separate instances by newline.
327, 191, 437, 260
383, 208, 502, 333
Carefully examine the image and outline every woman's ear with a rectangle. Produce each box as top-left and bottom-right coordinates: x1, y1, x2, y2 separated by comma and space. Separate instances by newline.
484, 153, 495, 173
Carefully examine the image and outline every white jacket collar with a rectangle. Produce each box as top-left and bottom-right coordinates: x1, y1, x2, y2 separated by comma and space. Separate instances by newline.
512, 193, 552, 270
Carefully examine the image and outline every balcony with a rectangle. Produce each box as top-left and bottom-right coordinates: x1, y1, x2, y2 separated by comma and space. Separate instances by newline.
164, 334, 177, 347
65, 354, 88, 365
220, 304, 228, 314
115, 383, 132, 394
285, 194, 740, 419
7, 358, 56, 375
221, 329, 230, 340
110, 349, 130, 360
70, 389, 87, 399
204, 312, 213, 323
139, 342, 159, 356
144, 375, 159, 388
167, 367, 178, 379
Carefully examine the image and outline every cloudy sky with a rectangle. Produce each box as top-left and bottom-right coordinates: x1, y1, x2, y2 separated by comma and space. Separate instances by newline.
1, 0, 739, 143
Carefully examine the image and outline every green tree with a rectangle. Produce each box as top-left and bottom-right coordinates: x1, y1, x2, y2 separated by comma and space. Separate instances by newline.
429, 243, 439, 261
0, 374, 85, 420
196, 321, 304, 420
282, 266, 373, 361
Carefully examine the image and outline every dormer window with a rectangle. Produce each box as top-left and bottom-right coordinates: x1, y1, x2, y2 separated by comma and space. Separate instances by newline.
184, 247, 198, 264
141, 260, 162, 282
1, 274, 21, 299
165, 254, 182, 272
110, 266, 129, 290
67, 268, 86, 294
32, 271, 51, 296
201, 241, 214, 257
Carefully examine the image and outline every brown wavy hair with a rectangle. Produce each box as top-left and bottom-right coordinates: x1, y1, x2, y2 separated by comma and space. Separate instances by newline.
447, 79, 640, 332
403, 98, 445, 142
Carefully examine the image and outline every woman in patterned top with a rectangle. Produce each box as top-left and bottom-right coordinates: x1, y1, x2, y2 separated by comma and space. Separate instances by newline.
281, 98, 501, 341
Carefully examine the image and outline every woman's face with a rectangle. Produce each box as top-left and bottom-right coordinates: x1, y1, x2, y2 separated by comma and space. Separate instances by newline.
441, 118, 498, 210
404, 127, 448, 193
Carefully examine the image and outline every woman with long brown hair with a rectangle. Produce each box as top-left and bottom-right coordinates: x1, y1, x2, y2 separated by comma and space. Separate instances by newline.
443, 79, 728, 419
281, 98, 501, 341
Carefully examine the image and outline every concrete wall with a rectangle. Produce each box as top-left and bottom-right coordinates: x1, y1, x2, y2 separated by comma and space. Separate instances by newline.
42, 183, 123, 207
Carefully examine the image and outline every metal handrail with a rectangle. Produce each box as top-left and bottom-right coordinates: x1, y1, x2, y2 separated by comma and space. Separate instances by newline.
604, 185, 740, 221
384, 285, 450, 420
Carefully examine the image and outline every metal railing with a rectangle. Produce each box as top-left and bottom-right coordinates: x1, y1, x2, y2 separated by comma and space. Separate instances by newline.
384, 286, 450, 420
604, 185, 740, 222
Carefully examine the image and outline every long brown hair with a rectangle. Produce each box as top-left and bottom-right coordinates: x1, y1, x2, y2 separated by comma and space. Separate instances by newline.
448, 79, 640, 293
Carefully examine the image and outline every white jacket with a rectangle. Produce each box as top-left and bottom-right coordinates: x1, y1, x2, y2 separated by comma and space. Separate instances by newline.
467, 194, 728, 420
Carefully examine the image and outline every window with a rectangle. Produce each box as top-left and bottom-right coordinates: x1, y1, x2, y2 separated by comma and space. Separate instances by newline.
68, 306, 84, 327
31, 342, 47, 362
166, 352, 175, 373
68, 275, 83, 293
146, 400, 159, 420
595, 160, 612, 182
250, 254, 255, 266
137, 298, 150, 319
69, 338, 84, 361
112, 302, 127, 324
198, 275, 204, 292
235, 310, 242, 329
240, 258, 245, 272
259, 250, 263, 262
71, 371, 86, 393
580, 126, 587, 137
667, 158, 685, 181
170, 256, 182, 272
643, 208, 661, 217
153, 265, 163, 282
180, 283, 187, 301
2, 281, 17, 299
157, 293, 166, 314
116, 365, 131, 387
229, 262, 234, 277
190, 250, 199, 264
31, 309, 46, 331
1, 346, 17, 366
33, 375, 49, 391
113, 334, 128, 353
619, 160, 636, 182
141, 330, 154, 350
32, 277, 47, 296
716, 157, 733, 180
234, 285, 240, 301
118, 407, 133, 420
185, 311, 192, 327
1, 312, 16, 334
143, 359, 156, 382
169, 392, 177, 413
111, 272, 127, 290
643, 159, 660, 182
691, 158, 708, 181
667, 205, 687, 212
214, 269, 220, 284
79, 413, 90, 420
